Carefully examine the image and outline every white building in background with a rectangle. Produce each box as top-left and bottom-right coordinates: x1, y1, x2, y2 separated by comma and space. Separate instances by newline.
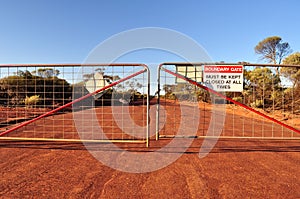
85, 72, 110, 99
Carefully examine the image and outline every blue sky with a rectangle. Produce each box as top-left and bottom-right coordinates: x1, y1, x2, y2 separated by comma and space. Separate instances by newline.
0, 0, 299, 64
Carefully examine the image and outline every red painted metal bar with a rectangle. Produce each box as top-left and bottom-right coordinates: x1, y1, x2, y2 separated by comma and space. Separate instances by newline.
160, 62, 300, 68
0, 63, 148, 67
0, 68, 147, 137
162, 67, 300, 135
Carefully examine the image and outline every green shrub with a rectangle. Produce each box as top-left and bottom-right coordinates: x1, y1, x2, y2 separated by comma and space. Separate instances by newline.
24, 95, 40, 107
250, 99, 264, 108
232, 96, 243, 103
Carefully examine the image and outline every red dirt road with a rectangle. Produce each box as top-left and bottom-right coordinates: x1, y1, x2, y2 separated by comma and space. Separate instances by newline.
0, 139, 300, 198
0, 102, 300, 198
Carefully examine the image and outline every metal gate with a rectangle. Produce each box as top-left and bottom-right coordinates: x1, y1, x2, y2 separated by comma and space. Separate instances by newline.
157, 63, 300, 140
1, 62, 300, 147
0, 63, 150, 146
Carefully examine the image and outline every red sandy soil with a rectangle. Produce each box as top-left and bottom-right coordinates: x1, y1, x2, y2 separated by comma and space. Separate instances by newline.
0, 101, 300, 198
0, 107, 51, 124
0, 139, 299, 198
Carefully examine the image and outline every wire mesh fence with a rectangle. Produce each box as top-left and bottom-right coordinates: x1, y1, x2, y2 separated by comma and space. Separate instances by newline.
1, 62, 299, 147
0, 64, 150, 146
157, 63, 300, 139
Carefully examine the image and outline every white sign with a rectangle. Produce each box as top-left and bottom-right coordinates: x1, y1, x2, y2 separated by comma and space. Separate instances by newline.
176, 65, 202, 83
203, 65, 243, 92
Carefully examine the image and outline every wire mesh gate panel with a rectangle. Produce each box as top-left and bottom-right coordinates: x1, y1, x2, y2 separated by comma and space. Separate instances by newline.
0, 64, 150, 146
157, 63, 300, 140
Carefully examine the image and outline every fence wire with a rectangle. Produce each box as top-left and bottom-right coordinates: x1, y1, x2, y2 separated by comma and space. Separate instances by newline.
0, 64, 149, 146
157, 63, 300, 139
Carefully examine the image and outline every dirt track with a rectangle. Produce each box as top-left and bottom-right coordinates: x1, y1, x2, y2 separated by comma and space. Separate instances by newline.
0, 138, 300, 198
0, 102, 300, 198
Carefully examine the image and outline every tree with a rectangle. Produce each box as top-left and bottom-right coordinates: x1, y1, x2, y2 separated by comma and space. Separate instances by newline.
281, 52, 300, 88
162, 84, 176, 100
280, 52, 300, 113
255, 36, 292, 64
243, 67, 281, 108
32, 68, 60, 78
0, 69, 71, 106
14, 70, 33, 78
